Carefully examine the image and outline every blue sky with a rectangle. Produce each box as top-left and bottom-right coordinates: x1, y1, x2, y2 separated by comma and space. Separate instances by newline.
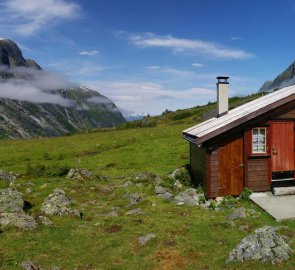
0, 0, 295, 114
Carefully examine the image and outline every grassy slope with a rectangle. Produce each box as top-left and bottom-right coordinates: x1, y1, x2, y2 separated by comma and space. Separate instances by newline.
1, 92, 295, 270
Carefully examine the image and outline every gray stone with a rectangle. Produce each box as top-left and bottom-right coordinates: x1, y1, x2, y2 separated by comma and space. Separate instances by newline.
155, 186, 168, 195
0, 213, 37, 230
0, 171, 17, 183
154, 175, 164, 186
124, 180, 133, 187
125, 208, 144, 216
37, 216, 53, 226
135, 172, 158, 183
273, 186, 295, 196
66, 168, 93, 180
157, 192, 173, 200
128, 193, 144, 206
138, 233, 156, 245
227, 207, 246, 221
174, 188, 200, 206
20, 261, 44, 270
247, 208, 261, 217
226, 226, 293, 263
173, 180, 183, 189
41, 188, 82, 218
0, 188, 24, 213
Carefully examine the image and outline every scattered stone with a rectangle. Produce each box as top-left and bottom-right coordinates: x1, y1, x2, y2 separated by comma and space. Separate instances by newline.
173, 180, 183, 189
174, 188, 200, 206
199, 200, 211, 209
0, 171, 18, 183
138, 233, 156, 245
154, 175, 164, 186
155, 186, 168, 195
41, 188, 82, 218
26, 188, 32, 194
37, 216, 53, 226
99, 186, 113, 194
135, 172, 158, 183
127, 193, 144, 206
158, 192, 173, 201
66, 168, 93, 180
124, 180, 133, 187
151, 202, 157, 207
247, 208, 261, 218
0, 188, 24, 213
227, 207, 246, 221
125, 208, 144, 216
226, 226, 293, 264
168, 167, 190, 184
20, 261, 44, 270
0, 213, 37, 230
215, 197, 223, 206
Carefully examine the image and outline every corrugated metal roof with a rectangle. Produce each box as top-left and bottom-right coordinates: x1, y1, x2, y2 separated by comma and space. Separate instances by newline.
183, 85, 295, 143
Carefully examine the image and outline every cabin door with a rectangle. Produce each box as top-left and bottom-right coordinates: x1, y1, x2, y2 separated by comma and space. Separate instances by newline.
271, 122, 295, 176
218, 136, 244, 196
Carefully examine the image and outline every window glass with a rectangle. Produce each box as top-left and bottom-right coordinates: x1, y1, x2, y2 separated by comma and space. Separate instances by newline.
252, 128, 266, 154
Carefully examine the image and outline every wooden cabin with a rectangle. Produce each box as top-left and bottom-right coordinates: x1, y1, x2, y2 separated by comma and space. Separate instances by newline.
183, 77, 295, 198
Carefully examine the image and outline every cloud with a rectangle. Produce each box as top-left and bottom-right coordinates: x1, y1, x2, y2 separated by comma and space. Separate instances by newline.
0, 66, 76, 106
145, 66, 161, 69
122, 32, 253, 60
0, 0, 80, 36
231, 37, 244, 41
85, 80, 216, 114
192, 63, 203, 68
79, 50, 100, 56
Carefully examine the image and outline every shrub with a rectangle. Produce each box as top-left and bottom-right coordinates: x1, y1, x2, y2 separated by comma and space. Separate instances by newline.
240, 187, 252, 201
220, 196, 239, 209
196, 185, 204, 194
26, 163, 70, 177
198, 195, 206, 205
169, 167, 192, 187
209, 200, 217, 210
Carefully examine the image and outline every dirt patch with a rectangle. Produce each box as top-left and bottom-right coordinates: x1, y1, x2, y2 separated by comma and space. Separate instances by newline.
154, 249, 188, 270
105, 224, 122, 233
163, 239, 177, 247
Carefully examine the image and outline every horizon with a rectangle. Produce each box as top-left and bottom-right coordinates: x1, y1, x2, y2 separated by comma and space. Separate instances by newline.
0, 0, 295, 115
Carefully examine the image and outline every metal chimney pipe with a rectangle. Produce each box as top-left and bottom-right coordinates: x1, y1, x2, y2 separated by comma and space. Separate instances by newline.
216, 76, 229, 117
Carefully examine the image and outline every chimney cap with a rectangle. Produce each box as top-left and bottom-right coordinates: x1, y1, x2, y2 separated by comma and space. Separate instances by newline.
216, 76, 229, 84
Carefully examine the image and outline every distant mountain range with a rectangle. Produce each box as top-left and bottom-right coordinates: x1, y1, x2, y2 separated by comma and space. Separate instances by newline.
0, 38, 125, 138
124, 112, 150, 122
259, 61, 295, 92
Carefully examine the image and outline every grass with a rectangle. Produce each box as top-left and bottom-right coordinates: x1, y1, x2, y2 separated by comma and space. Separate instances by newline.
1, 93, 295, 269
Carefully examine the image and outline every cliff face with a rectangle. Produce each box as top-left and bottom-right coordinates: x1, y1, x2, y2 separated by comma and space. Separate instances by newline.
0, 38, 125, 139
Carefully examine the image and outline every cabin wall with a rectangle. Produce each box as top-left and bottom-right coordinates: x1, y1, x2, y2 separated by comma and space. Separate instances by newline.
276, 107, 295, 119
189, 143, 207, 187
247, 159, 269, 191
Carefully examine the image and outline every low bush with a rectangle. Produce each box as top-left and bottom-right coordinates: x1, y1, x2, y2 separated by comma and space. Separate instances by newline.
240, 187, 252, 201
26, 163, 70, 177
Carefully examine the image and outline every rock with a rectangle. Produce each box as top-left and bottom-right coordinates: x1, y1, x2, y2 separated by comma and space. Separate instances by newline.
0, 213, 37, 230
0, 171, 17, 182
226, 226, 293, 263
20, 261, 44, 270
135, 172, 158, 183
41, 188, 82, 218
66, 168, 93, 180
199, 200, 211, 209
125, 208, 144, 216
158, 192, 173, 200
247, 208, 261, 218
127, 193, 144, 206
227, 207, 246, 221
168, 167, 190, 184
124, 180, 133, 187
0, 188, 24, 213
174, 188, 200, 206
99, 186, 113, 194
138, 233, 156, 245
173, 180, 183, 189
154, 175, 164, 186
26, 188, 32, 194
155, 186, 168, 195
37, 216, 53, 226
215, 197, 223, 206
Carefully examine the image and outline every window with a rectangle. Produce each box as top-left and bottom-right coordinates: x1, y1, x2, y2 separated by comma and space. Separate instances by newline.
252, 128, 266, 154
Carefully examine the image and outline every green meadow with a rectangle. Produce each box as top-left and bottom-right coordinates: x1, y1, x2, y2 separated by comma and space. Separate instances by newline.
1, 94, 295, 270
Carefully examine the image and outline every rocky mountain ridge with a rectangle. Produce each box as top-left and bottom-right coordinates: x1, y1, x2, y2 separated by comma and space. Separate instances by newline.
0, 38, 125, 138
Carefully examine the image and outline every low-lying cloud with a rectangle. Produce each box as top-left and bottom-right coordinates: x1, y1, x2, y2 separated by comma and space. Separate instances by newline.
0, 65, 77, 106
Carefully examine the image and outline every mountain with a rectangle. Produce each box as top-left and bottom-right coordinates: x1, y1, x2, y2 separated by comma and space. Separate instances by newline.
124, 112, 150, 122
259, 61, 295, 92
0, 38, 125, 139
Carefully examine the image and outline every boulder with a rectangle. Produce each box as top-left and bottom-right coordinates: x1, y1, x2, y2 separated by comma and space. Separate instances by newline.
0, 188, 24, 213
0, 213, 37, 230
127, 193, 144, 206
41, 188, 81, 218
174, 188, 200, 206
158, 192, 173, 200
37, 216, 53, 226
226, 226, 293, 263
138, 233, 156, 245
66, 168, 92, 180
0, 171, 17, 183
20, 261, 44, 270
173, 180, 183, 189
168, 167, 190, 184
155, 186, 168, 195
135, 172, 158, 183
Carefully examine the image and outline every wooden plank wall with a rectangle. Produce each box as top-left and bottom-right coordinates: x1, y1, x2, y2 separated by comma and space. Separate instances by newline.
208, 149, 219, 198
276, 107, 295, 119
247, 159, 269, 191
190, 143, 206, 187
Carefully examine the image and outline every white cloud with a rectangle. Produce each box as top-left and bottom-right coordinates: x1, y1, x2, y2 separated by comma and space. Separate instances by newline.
192, 63, 203, 68
85, 80, 216, 115
231, 37, 244, 41
0, 0, 80, 36
79, 50, 100, 56
145, 66, 161, 69
123, 32, 253, 60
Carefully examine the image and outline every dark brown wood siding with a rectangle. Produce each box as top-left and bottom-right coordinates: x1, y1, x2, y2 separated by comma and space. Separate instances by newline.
190, 143, 206, 187
208, 149, 219, 198
247, 159, 269, 191
276, 107, 295, 119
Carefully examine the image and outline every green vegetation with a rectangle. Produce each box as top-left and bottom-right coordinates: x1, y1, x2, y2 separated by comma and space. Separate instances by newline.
1, 92, 294, 270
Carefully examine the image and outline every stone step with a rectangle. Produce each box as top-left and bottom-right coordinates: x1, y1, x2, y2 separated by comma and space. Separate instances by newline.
272, 186, 295, 196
